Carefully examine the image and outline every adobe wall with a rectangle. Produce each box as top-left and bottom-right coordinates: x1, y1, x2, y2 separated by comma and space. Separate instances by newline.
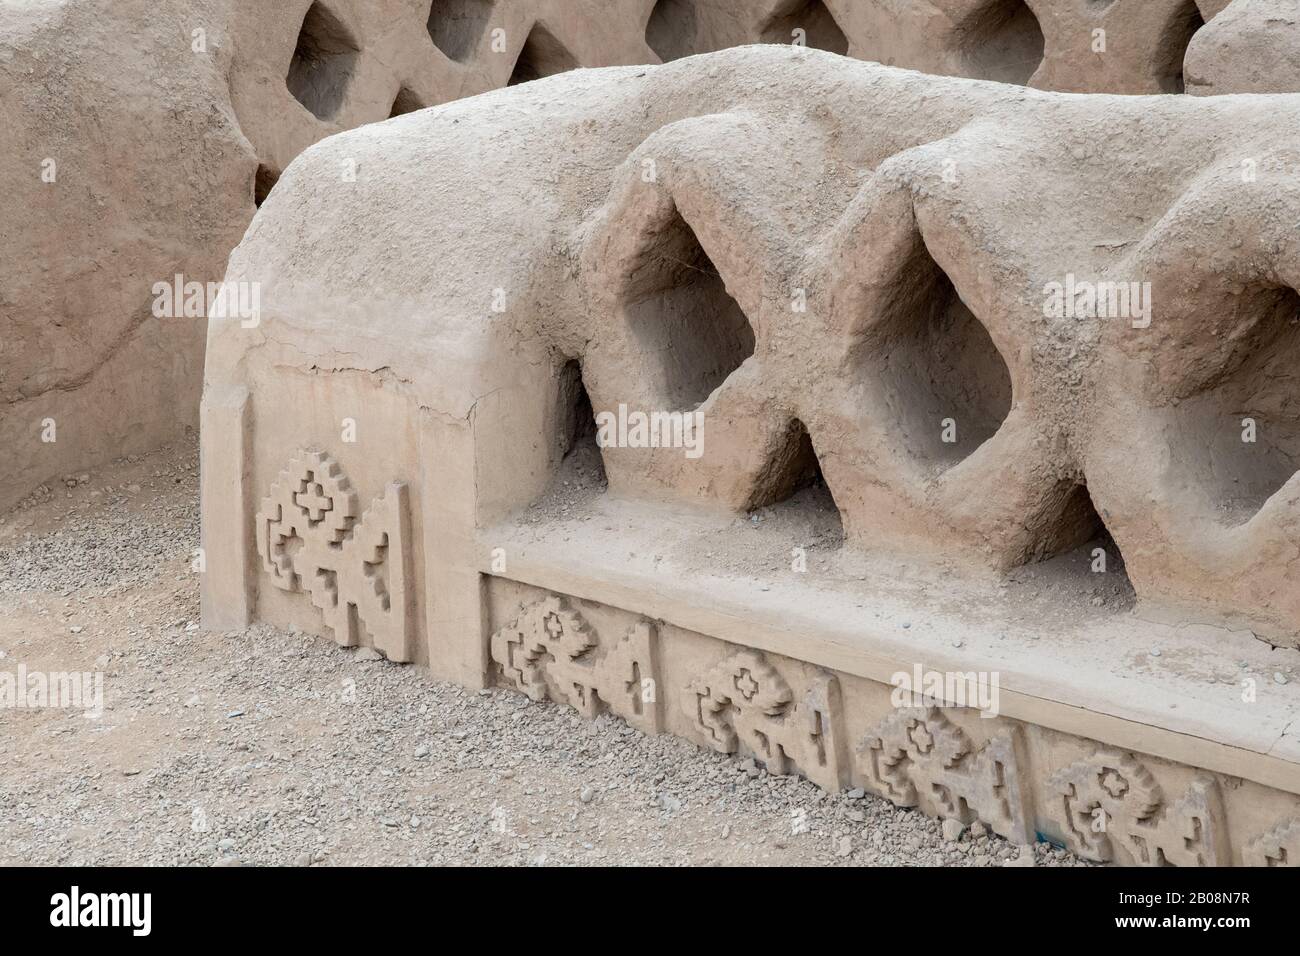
4, 0, 1292, 509
200, 46, 1300, 864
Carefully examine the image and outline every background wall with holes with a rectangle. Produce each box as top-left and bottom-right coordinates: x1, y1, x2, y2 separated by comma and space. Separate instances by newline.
242, 0, 1240, 206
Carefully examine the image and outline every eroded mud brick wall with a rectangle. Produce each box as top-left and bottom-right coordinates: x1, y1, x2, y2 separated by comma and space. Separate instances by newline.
198, 45, 1300, 858
0, 0, 1291, 509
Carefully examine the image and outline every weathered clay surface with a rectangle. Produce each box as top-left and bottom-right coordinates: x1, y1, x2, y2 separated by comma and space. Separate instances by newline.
0, 0, 1279, 512
212, 45, 1300, 645
0, 0, 1279, 510
1, 0, 652, 510
0, 0, 252, 507
477, 579, 1298, 866
1186, 0, 1300, 94
200, 47, 1300, 862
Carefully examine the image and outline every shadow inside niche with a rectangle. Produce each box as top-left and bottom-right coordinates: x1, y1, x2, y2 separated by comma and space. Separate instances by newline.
286, 1, 360, 121
1157, 0, 1207, 93
529, 359, 607, 518
253, 165, 280, 207
427, 0, 494, 63
646, 0, 700, 62
1163, 287, 1300, 526
389, 87, 425, 117
865, 236, 1012, 479
745, 419, 844, 550
957, 0, 1045, 86
760, 0, 849, 56
1003, 484, 1136, 614
508, 22, 579, 85
621, 205, 755, 411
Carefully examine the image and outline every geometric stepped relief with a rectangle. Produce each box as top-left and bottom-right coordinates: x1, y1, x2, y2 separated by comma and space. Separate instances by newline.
856, 706, 1033, 844
1243, 818, 1300, 867
1048, 750, 1228, 866
256, 449, 413, 662
490, 595, 662, 734
683, 649, 847, 792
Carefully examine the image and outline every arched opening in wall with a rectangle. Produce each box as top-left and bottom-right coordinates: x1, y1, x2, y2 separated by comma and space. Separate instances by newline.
745, 419, 844, 548
958, 0, 1045, 85
863, 238, 1011, 478
508, 23, 578, 86
1164, 287, 1300, 526
1156, 0, 1207, 92
287, 1, 360, 121
389, 87, 425, 117
646, 0, 700, 62
426, 0, 494, 62
760, 0, 849, 56
1009, 484, 1135, 611
621, 206, 756, 411
253, 165, 280, 208
546, 359, 607, 503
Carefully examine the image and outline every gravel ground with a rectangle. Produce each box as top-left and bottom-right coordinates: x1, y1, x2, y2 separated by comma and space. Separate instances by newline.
0, 441, 1088, 867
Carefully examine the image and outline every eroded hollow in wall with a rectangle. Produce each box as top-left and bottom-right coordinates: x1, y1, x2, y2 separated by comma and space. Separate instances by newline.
508, 23, 578, 85
620, 206, 755, 410
253, 165, 280, 208
390, 87, 425, 117
1156, 0, 1207, 93
287, 1, 360, 121
538, 359, 608, 510
1006, 484, 1135, 612
760, 0, 849, 56
1163, 287, 1300, 526
862, 238, 1011, 478
646, 0, 700, 62
957, 0, 1045, 86
744, 419, 844, 550
427, 0, 495, 62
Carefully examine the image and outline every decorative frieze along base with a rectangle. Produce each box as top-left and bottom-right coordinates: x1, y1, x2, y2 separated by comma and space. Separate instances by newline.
482, 577, 1300, 867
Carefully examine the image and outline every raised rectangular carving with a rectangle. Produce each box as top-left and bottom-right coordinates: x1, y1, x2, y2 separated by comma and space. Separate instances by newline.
683, 649, 847, 792
256, 449, 413, 661
490, 594, 662, 734
1048, 750, 1227, 866
857, 705, 1033, 844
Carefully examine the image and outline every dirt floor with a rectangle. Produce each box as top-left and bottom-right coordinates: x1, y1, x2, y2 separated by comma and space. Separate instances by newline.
0, 440, 1087, 867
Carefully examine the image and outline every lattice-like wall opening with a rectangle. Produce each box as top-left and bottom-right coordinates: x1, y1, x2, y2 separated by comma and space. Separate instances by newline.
427, 0, 495, 62
1010, 483, 1135, 610
287, 2, 360, 121
646, 0, 700, 62
760, 0, 849, 56
508, 23, 579, 85
1165, 287, 1300, 526
554, 359, 607, 489
253, 165, 280, 208
959, 0, 1045, 85
864, 240, 1012, 477
1158, 0, 1207, 93
620, 206, 755, 411
389, 87, 425, 117
745, 419, 844, 547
